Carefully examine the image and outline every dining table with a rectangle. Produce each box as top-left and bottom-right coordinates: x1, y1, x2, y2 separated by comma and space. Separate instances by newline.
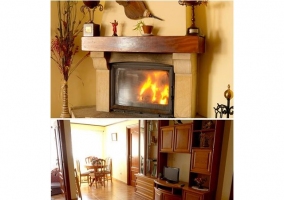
85, 164, 106, 186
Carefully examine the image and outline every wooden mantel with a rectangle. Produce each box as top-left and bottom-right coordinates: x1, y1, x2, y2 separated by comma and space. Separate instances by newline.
81, 36, 205, 53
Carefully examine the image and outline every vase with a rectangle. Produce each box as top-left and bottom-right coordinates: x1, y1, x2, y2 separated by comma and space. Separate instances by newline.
197, 184, 203, 189
60, 81, 71, 118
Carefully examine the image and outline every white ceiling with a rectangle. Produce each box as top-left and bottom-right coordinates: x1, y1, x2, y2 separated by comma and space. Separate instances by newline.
69, 119, 128, 127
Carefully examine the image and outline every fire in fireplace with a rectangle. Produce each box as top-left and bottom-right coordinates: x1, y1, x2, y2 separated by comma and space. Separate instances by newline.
110, 62, 174, 117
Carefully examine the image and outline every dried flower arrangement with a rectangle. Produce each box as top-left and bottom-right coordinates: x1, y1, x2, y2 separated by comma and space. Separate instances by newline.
51, 1, 90, 82
51, 1, 90, 117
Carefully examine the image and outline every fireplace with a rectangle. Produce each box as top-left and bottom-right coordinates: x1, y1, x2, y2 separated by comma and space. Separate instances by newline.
110, 62, 174, 117
80, 36, 205, 118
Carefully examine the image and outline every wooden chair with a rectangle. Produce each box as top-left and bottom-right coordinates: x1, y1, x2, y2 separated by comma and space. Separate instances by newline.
74, 169, 82, 199
89, 159, 106, 188
85, 156, 97, 164
105, 157, 112, 183
76, 160, 90, 186
85, 156, 97, 173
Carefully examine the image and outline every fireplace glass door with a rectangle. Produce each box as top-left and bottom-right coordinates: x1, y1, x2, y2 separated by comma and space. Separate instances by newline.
110, 62, 174, 117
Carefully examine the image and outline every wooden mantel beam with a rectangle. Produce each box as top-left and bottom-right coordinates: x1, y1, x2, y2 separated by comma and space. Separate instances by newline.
81, 36, 205, 53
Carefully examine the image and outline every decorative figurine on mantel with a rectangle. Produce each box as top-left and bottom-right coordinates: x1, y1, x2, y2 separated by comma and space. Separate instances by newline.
110, 20, 119, 36
116, 1, 163, 21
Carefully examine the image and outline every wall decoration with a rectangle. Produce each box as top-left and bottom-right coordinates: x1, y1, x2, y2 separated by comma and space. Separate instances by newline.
116, 1, 163, 21
112, 133, 117, 141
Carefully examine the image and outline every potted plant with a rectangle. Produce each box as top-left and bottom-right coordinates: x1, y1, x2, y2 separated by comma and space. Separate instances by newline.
133, 20, 153, 35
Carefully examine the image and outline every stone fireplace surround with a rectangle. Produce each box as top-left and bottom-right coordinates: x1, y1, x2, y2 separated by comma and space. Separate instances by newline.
76, 36, 205, 118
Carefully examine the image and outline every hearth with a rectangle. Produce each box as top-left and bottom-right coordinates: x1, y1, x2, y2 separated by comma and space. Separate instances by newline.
80, 36, 205, 118
110, 62, 174, 117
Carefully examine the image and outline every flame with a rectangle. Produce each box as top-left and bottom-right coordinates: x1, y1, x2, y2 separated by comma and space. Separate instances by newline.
138, 71, 169, 105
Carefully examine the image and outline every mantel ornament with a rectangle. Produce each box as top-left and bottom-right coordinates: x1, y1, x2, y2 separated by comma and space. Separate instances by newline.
178, 0, 208, 35
81, 0, 103, 36
116, 1, 163, 21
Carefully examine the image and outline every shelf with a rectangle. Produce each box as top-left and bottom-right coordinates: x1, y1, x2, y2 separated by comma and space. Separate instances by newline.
82, 36, 205, 53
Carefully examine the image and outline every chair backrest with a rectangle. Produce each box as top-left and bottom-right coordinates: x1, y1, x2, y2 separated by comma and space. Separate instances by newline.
93, 159, 106, 174
76, 160, 81, 174
105, 157, 112, 172
85, 156, 98, 164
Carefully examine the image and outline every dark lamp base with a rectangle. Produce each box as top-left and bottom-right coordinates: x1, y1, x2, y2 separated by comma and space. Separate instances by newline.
187, 27, 199, 35
83, 23, 100, 36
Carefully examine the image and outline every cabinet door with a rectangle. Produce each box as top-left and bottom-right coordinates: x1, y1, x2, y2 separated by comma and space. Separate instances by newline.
163, 192, 182, 200
191, 149, 212, 174
174, 125, 192, 153
183, 191, 203, 200
154, 187, 162, 200
160, 127, 174, 152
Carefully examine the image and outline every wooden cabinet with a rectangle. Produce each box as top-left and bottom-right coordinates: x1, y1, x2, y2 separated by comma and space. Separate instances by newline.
187, 120, 225, 199
160, 124, 192, 153
137, 120, 226, 200
135, 174, 155, 200
135, 120, 169, 200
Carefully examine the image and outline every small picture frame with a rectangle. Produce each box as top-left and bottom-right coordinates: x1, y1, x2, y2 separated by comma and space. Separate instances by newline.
112, 133, 117, 141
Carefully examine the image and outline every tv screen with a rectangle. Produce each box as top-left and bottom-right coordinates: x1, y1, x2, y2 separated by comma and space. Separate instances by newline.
163, 166, 180, 184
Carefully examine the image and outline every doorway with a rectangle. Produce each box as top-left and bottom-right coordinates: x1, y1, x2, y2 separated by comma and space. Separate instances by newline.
126, 124, 139, 186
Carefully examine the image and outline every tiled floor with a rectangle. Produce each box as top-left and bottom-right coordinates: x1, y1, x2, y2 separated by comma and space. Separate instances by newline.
51, 179, 135, 200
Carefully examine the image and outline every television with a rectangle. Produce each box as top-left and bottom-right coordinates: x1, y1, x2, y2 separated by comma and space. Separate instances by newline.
163, 166, 180, 184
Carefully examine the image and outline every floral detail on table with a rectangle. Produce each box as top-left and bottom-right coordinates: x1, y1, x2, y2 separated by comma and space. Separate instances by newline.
194, 177, 207, 189
51, 1, 90, 118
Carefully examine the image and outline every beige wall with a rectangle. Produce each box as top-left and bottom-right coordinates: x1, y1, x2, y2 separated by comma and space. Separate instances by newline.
104, 120, 139, 183
194, 1, 234, 117
50, 1, 233, 118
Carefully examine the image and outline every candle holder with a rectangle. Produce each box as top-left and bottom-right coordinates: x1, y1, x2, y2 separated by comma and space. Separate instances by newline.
178, 0, 208, 35
213, 84, 234, 118
81, 0, 103, 36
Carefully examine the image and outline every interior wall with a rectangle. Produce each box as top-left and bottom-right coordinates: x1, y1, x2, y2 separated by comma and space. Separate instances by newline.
104, 120, 139, 183
194, 1, 234, 118
101, 1, 186, 36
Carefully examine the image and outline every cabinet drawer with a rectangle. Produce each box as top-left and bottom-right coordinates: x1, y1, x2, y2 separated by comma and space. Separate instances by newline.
136, 175, 155, 185
136, 179, 154, 191
135, 192, 152, 200
136, 185, 154, 199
